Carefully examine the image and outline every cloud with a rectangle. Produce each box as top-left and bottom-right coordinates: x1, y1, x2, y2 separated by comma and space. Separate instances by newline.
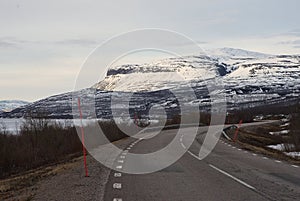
290, 40, 300, 45
277, 38, 300, 49
0, 41, 16, 48
290, 40, 300, 49
55, 39, 98, 47
0, 37, 40, 49
0, 36, 99, 48
0, 38, 21, 48
286, 29, 300, 36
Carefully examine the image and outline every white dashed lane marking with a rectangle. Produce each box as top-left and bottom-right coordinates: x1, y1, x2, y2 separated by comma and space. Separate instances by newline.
207, 139, 300, 176
112, 140, 144, 201
222, 142, 297, 168
114, 173, 122, 177
113, 183, 122, 189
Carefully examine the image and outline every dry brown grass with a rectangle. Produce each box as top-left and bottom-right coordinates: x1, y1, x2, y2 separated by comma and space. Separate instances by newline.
224, 122, 300, 165
0, 155, 83, 201
0, 120, 82, 178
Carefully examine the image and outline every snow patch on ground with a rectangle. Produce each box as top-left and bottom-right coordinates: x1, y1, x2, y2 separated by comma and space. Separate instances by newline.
267, 143, 295, 151
269, 130, 290, 135
284, 152, 300, 158
280, 123, 290, 127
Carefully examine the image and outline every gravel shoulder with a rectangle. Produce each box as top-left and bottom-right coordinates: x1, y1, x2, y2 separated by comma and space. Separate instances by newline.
33, 136, 135, 201
33, 155, 110, 201
0, 136, 134, 201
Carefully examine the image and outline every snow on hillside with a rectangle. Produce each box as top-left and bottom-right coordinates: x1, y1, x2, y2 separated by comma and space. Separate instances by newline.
225, 55, 300, 90
93, 48, 300, 94
2, 48, 300, 119
206, 47, 269, 59
90, 47, 300, 113
93, 53, 235, 91
0, 100, 29, 112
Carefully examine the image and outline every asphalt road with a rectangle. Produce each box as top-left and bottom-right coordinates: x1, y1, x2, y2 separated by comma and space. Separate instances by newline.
102, 124, 300, 201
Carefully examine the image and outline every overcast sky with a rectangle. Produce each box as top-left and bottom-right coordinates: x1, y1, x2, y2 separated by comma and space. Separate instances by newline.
1, 0, 300, 101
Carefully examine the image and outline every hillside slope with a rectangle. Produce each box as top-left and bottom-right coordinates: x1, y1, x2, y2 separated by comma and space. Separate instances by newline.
1, 48, 299, 119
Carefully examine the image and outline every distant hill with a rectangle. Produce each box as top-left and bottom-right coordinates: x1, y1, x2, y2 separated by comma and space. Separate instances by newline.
0, 100, 30, 112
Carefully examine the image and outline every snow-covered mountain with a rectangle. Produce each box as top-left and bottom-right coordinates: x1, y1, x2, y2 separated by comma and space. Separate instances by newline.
206, 47, 269, 60
1, 48, 300, 119
93, 48, 300, 107
0, 100, 29, 113
93, 54, 223, 92
93, 48, 273, 92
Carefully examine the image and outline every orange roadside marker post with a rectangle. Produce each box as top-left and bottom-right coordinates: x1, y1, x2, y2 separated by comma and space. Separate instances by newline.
233, 120, 243, 142
77, 98, 89, 177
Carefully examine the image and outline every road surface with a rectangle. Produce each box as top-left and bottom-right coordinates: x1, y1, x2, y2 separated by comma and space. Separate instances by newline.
102, 124, 300, 201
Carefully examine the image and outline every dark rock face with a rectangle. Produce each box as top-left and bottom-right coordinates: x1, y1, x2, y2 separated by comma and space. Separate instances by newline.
216, 63, 230, 76
107, 67, 135, 76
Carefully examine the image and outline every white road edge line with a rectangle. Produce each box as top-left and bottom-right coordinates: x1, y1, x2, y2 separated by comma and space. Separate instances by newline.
209, 164, 256, 190
292, 165, 299, 168
187, 150, 199, 160
180, 135, 255, 191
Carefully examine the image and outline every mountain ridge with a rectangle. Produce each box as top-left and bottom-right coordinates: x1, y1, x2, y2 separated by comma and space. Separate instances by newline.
0, 100, 30, 113
1, 48, 300, 119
